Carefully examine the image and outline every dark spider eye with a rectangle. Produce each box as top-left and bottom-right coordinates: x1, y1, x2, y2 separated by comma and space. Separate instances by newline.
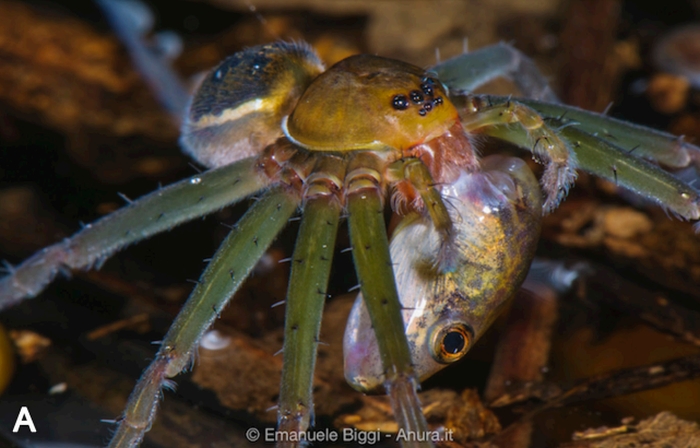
421, 83, 434, 97
430, 322, 473, 364
392, 94, 409, 110
410, 90, 424, 103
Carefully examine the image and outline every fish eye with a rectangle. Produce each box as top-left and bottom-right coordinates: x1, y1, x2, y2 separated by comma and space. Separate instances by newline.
429, 322, 473, 364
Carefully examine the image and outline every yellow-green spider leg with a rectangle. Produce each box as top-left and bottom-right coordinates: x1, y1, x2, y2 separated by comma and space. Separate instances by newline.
505, 96, 700, 169
430, 42, 559, 102
0, 157, 269, 309
108, 187, 299, 448
346, 166, 431, 448
484, 121, 700, 224
277, 193, 341, 442
456, 95, 577, 213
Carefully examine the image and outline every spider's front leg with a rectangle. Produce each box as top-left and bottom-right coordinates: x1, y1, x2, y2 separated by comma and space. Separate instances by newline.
515, 97, 700, 169
475, 95, 700, 224
457, 95, 578, 213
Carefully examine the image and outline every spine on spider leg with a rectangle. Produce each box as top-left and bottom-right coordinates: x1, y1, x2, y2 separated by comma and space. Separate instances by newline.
0, 158, 269, 310
107, 188, 298, 448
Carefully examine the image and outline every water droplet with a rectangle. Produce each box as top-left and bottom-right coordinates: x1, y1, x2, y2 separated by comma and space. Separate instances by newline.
190, 177, 202, 185
200, 330, 231, 350
48, 382, 67, 395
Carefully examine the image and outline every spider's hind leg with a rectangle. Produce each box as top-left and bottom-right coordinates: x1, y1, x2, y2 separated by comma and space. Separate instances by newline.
108, 188, 299, 448
0, 158, 269, 310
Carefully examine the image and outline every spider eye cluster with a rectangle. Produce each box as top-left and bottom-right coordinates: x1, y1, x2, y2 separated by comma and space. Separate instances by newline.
391, 78, 445, 116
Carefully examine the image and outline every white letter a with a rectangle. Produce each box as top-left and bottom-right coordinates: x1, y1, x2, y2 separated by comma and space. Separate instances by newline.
13, 406, 36, 433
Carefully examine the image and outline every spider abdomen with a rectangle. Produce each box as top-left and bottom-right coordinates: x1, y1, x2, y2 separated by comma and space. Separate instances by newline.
181, 42, 324, 168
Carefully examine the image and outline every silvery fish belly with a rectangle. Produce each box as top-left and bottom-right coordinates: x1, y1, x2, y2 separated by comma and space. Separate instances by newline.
344, 155, 543, 392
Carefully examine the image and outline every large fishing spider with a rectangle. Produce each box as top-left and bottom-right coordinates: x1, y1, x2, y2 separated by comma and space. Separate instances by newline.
3, 17, 700, 448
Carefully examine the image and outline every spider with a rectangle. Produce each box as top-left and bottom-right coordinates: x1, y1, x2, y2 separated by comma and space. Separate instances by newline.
3, 28, 700, 448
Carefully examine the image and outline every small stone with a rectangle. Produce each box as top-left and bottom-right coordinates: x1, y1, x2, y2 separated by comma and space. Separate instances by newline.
602, 208, 653, 239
